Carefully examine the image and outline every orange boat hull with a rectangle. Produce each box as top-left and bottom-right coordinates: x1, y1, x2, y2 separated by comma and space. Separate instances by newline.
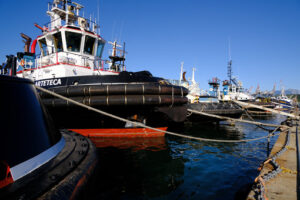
70, 127, 167, 138
70, 127, 168, 150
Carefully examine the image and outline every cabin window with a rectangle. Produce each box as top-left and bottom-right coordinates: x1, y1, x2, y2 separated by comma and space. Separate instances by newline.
38, 38, 48, 56
65, 31, 82, 52
96, 41, 105, 57
84, 36, 96, 55
53, 32, 63, 52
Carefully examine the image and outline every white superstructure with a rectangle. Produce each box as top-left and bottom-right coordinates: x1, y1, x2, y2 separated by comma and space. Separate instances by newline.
16, 0, 125, 81
222, 80, 254, 101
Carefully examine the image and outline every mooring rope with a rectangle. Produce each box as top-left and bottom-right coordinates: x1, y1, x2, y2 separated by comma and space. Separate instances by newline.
243, 108, 273, 131
233, 100, 299, 120
187, 108, 287, 128
36, 86, 286, 143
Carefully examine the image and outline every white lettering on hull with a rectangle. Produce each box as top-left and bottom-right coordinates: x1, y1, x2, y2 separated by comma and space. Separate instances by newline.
35, 79, 62, 87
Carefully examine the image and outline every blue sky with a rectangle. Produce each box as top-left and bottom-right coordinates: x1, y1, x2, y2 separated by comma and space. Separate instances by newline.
0, 0, 299, 91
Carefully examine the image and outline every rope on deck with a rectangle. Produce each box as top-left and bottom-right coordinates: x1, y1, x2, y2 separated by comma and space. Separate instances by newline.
233, 100, 300, 120
36, 86, 286, 143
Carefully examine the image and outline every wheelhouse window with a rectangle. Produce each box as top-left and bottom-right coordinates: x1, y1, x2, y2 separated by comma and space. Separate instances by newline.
84, 36, 96, 55
53, 32, 63, 52
65, 31, 82, 52
38, 38, 48, 56
96, 41, 105, 58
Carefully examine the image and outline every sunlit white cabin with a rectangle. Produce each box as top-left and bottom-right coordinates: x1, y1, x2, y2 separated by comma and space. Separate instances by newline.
16, 0, 125, 81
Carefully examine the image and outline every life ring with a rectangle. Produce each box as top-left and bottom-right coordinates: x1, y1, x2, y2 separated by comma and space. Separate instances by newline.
20, 59, 25, 67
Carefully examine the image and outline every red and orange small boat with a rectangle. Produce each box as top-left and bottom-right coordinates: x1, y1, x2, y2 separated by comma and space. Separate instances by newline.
70, 127, 168, 149
70, 127, 167, 138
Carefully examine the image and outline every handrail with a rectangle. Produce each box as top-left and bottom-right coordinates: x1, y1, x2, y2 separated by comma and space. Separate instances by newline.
16, 51, 125, 73
44, 4, 100, 33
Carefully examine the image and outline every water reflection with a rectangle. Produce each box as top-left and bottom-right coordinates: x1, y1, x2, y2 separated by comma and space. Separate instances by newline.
92, 146, 185, 199
91, 136, 167, 151
90, 114, 286, 199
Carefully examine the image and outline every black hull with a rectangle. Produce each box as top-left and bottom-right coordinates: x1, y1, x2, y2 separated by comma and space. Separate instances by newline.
36, 71, 189, 128
35, 71, 164, 88
0, 75, 97, 199
187, 102, 243, 123
1, 131, 97, 200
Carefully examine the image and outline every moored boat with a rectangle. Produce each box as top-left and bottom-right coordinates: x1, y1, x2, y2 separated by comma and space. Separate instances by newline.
272, 87, 294, 110
168, 64, 243, 122
0, 75, 97, 199
1, 0, 189, 129
70, 127, 168, 138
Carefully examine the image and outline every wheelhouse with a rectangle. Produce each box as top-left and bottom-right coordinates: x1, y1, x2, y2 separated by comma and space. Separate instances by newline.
37, 28, 104, 57
36, 27, 105, 66
13, 0, 125, 80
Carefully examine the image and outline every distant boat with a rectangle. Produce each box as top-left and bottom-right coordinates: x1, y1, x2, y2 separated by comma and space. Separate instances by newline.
167, 63, 243, 122
273, 87, 294, 110
221, 79, 254, 101
221, 51, 254, 102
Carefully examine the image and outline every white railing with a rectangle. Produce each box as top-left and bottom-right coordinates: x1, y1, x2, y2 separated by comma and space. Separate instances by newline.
45, 3, 100, 34
26, 52, 125, 73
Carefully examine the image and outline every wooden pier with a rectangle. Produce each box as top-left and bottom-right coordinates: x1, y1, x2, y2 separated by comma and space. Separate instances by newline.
247, 119, 299, 200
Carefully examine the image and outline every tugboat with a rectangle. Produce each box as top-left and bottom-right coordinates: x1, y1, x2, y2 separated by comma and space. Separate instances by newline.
1, 0, 188, 129
0, 75, 97, 199
187, 77, 243, 123
168, 63, 243, 122
221, 79, 254, 101
221, 58, 254, 102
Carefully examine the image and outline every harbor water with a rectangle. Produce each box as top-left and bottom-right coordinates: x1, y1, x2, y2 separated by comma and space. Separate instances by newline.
90, 114, 286, 200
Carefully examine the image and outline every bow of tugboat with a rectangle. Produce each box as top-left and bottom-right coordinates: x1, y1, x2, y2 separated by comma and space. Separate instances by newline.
0, 75, 97, 200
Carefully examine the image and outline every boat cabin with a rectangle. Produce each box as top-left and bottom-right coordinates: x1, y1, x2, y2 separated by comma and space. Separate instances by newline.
34, 26, 106, 73
15, 0, 125, 80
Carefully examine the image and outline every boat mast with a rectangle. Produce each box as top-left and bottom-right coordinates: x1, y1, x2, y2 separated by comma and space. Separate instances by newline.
271, 83, 276, 96
179, 62, 184, 84
227, 39, 233, 86
191, 67, 196, 84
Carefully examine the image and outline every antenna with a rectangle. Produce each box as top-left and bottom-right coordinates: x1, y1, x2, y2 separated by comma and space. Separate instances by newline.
97, 0, 100, 34
228, 37, 231, 60
227, 37, 232, 85
118, 21, 124, 44
227, 59, 232, 85
89, 14, 92, 30
111, 21, 116, 42
122, 42, 126, 69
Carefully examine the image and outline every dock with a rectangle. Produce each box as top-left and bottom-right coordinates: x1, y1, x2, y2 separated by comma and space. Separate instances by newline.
247, 119, 299, 200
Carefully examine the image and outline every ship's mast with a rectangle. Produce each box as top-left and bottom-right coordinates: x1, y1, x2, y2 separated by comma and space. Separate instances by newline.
255, 84, 260, 95
191, 67, 197, 85
179, 62, 184, 84
108, 40, 126, 71
269, 83, 276, 96
227, 39, 232, 86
